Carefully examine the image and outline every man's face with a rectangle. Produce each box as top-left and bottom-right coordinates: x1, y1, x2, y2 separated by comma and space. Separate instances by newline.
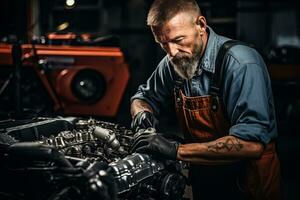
152, 13, 207, 80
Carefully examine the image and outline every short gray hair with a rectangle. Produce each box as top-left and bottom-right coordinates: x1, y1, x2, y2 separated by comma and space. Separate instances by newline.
147, 0, 201, 26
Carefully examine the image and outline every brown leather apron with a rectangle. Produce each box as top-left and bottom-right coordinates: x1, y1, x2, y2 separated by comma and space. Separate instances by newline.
174, 89, 282, 200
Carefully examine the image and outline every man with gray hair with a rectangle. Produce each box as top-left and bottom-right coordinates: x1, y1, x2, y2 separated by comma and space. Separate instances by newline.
130, 0, 281, 199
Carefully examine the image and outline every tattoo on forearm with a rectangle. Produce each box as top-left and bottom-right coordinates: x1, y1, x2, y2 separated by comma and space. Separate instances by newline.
207, 138, 243, 153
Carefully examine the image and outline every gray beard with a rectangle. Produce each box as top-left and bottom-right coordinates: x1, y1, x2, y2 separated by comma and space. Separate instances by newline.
170, 54, 199, 80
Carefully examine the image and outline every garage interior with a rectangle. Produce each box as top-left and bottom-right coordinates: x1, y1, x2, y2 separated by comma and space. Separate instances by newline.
0, 0, 299, 199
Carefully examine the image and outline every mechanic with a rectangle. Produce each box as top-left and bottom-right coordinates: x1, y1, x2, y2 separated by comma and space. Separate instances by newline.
130, 0, 281, 199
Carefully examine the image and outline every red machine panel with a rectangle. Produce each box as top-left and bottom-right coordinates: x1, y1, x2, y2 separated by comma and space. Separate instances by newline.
0, 43, 130, 117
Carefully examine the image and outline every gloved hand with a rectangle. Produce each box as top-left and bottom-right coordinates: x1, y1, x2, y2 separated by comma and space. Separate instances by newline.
131, 130, 179, 161
131, 110, 158, 132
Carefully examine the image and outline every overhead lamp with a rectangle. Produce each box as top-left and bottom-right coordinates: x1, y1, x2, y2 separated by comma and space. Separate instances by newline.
65, 0, 75, 9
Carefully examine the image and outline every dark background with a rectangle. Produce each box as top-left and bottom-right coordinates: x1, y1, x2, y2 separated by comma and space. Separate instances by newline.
0, 0, 299, 199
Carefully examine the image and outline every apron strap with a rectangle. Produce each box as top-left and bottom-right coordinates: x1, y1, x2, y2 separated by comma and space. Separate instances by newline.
210, 40, 250, 112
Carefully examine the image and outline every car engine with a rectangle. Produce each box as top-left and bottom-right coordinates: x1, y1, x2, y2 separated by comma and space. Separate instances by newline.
0, 117, 186, 200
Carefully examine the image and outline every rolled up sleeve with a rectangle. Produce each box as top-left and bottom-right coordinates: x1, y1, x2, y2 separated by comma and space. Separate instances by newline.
224, 59, 277, 145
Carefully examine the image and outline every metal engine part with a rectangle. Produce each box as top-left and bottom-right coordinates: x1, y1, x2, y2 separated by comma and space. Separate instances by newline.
110, 153, 186, 200
0, 117, 186, 200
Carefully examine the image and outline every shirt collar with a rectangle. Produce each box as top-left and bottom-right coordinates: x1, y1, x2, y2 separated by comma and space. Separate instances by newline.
195, 26, 226, 75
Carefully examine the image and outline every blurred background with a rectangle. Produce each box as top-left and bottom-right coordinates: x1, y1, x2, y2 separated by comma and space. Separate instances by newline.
0, 0, 299, 199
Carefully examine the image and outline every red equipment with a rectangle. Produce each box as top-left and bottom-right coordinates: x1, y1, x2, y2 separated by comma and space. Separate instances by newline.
0, 42, 130, 117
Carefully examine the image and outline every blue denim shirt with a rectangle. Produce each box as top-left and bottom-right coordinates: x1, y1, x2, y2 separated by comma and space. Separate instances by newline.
131, 27, 277, 144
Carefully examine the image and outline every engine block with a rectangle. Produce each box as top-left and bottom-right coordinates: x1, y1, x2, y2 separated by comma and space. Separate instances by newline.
0, 117, 186, 200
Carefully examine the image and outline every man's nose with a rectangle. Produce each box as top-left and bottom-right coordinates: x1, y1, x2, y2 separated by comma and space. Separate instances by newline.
166, 43, 179, 57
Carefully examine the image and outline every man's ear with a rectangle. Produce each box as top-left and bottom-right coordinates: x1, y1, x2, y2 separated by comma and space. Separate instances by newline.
196, 16, 207, 34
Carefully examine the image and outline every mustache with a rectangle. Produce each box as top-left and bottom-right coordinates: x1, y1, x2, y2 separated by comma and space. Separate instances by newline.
170, 53, 192, 64
170, 53, 191, 62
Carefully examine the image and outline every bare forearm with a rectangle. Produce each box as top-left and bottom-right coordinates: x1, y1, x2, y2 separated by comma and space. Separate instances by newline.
130, 99, 154, 117
177, 135, 264, 165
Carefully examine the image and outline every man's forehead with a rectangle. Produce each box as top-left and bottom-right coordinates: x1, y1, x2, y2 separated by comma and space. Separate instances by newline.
152, 13, 194, 40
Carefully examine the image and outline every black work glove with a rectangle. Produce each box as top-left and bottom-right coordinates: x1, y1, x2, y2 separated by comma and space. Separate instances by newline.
131, 130, 179, 161
131, 110, 158, 132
